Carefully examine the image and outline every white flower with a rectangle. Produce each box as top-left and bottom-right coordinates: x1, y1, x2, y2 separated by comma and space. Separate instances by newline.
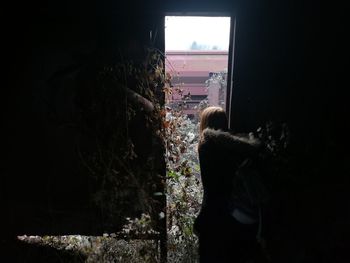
159, 211, 165, 219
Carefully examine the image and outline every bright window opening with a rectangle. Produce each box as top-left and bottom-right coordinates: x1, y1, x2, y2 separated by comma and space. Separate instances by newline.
164, 16, 231, 120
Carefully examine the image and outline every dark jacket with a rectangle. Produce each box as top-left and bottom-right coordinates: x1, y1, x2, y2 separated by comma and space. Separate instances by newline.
195, 128, 261, 233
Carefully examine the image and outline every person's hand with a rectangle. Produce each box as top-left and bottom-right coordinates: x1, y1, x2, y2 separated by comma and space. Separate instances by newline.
248, 132, 262, 148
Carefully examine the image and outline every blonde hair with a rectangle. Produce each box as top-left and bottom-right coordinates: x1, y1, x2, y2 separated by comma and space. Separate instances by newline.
199, 106, 228, 134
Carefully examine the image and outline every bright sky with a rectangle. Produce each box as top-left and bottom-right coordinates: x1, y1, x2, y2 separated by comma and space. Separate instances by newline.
165, 16, 231, 51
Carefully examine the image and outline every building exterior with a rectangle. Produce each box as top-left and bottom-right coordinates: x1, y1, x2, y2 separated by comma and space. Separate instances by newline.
165, 50, 229, 117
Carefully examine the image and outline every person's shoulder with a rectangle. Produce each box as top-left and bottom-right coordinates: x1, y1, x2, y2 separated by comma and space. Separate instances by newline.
201, 128, 230, 144
200, 128, 262, 156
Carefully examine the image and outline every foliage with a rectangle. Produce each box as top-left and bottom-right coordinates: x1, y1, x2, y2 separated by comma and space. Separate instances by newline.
18, 234, 159, 263
164, 110, 202, 262
25, 47, 203, 262
162, 54, 207, 261
75, 47, 166, 230
254, 121, 292, 188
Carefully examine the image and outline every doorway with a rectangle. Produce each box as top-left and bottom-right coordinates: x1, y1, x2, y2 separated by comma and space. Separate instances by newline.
164, 15, 232, 120
163, 15, 233, 262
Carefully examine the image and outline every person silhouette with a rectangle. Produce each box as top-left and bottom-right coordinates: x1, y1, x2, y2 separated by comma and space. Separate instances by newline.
194, 106, 263, 263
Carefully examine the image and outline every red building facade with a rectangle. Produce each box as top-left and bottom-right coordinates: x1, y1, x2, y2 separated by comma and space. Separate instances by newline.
165, 50, 229, 116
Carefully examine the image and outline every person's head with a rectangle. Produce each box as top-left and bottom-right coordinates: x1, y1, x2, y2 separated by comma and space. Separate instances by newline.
199, 106, 228, 134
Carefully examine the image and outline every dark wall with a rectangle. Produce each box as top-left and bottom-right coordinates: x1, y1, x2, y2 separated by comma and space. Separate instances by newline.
2, 0, 165, 236
233, 1, 349, 190
232, 1, 348, 132
230, 2, 350, 261
3, 1, 98, 236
